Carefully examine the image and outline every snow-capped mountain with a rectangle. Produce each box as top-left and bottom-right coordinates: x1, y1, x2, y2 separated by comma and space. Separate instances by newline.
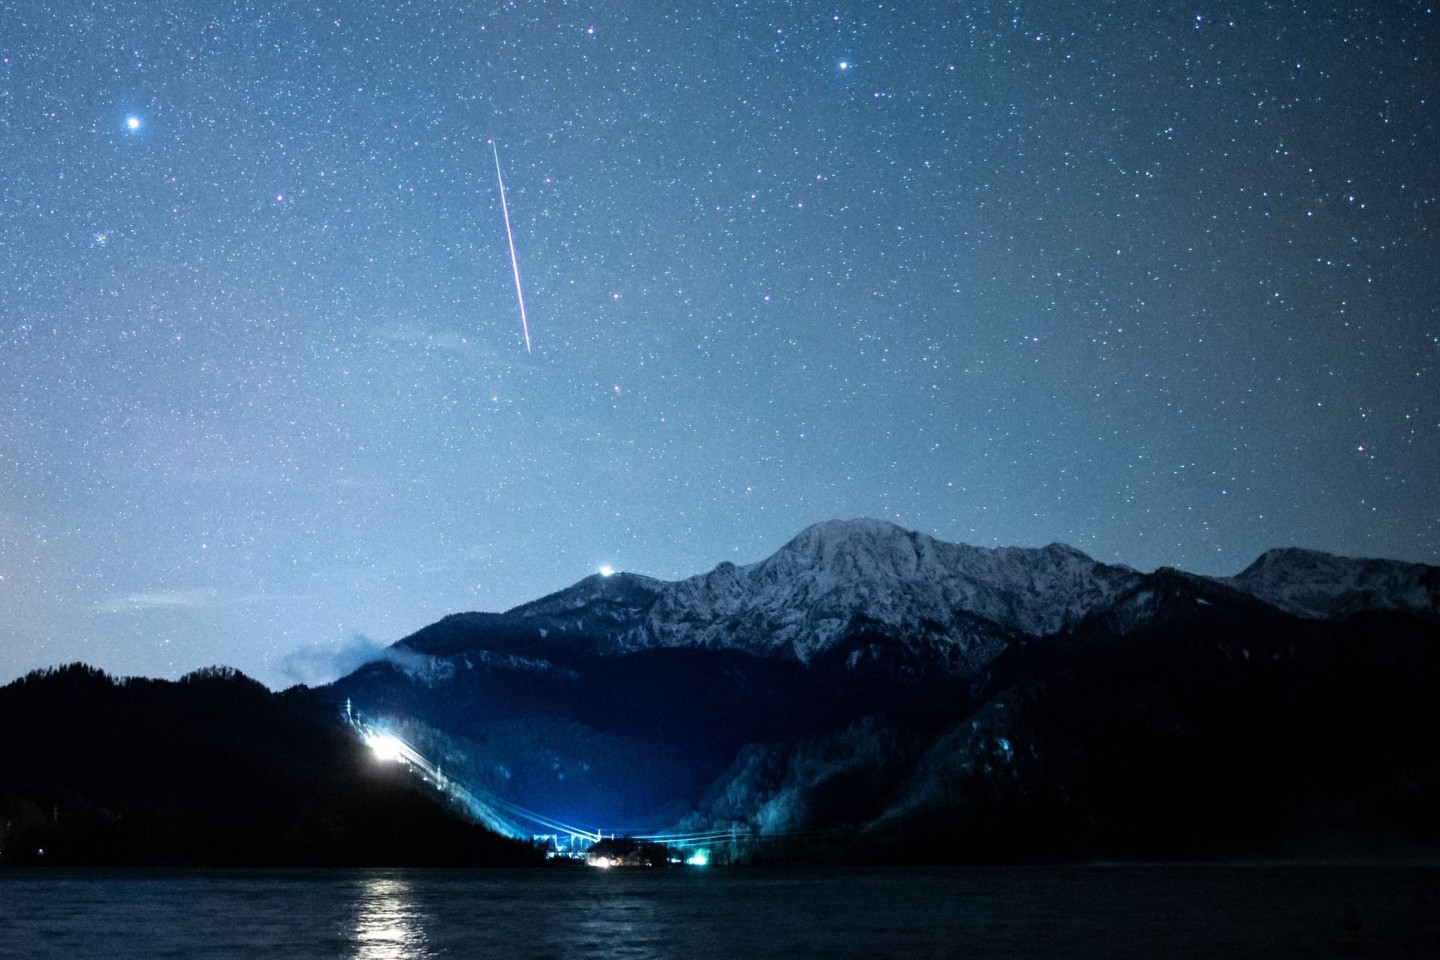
1227, 547, 1440, 622
504, 519, 1142, 665
505, 571, 666, 638
635, 519, 1142, 660
489, 519, 1440, 670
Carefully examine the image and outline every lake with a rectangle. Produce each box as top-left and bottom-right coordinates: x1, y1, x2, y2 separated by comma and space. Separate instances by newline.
1, 863, 1436, 958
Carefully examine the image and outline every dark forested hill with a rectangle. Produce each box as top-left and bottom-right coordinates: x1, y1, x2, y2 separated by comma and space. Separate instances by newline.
0, 664, 537, 866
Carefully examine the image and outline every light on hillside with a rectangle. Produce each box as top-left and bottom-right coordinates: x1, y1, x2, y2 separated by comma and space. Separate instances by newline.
365, 733, 406, 763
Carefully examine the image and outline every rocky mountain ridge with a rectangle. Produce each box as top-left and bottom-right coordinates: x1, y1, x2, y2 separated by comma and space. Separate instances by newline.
1227, 546, 1440, 621
418, 519, 1437, 673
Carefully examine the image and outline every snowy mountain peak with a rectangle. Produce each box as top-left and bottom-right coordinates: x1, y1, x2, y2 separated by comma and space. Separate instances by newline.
761, 518, 934, 582
780, 517, 917, 551
1228, 547, 1440, 621
636, 520, 1141, 661
506, 571, 666, 638
383, 521, 1440, 685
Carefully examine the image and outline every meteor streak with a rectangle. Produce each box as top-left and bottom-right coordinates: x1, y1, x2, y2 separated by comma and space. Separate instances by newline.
491, 140, 532, 353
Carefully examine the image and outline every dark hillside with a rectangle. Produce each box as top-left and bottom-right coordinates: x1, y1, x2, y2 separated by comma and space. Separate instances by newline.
0, 664, 538, 866
850, 606, 1440, 863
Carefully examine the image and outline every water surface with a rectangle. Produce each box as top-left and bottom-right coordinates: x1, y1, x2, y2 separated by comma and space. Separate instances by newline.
2, 863, 1435, 958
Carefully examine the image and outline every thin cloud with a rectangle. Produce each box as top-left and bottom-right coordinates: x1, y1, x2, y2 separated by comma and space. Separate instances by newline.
277, 633, 446, 688
279, 634, 391, 687
374, 323, 479, 355
94, 588, 312, 615
95, 589, 211, 614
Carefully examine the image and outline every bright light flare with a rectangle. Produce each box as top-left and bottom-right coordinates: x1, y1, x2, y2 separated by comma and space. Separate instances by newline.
685, 850, 709, 866
125, 115, 141, 131
598, 566, 615, 577
365, 732, 406, 763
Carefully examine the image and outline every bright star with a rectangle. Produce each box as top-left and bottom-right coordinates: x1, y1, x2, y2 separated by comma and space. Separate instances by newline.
839, 61, 849, 70
125, 115, 141, 131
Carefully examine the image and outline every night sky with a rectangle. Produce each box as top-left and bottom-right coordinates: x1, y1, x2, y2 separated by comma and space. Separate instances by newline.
3, 2, 1437, 688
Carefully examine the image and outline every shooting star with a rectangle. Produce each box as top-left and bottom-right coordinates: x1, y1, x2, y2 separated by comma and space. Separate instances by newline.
491, 140, 532, 353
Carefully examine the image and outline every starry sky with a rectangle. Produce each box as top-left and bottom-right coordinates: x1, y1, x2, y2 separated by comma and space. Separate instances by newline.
2, 1, 1437, 688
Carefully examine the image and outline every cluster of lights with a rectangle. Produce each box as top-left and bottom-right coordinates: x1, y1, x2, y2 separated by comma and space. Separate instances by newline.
355, 708, 717, 868
585, 848, 709, 868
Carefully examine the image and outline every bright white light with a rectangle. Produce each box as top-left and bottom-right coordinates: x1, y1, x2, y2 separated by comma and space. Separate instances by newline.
591, 856, 613, 869
125, 115, 141, 131
598, 565, 615, 577
365, 733, 405, 763
685, 850, 709, 866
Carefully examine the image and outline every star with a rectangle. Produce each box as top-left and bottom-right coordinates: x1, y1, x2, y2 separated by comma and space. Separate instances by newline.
0, 0, 1433, 691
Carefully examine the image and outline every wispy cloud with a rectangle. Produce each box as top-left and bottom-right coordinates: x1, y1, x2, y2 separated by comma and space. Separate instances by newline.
95, 588, 313, 615
277, 633, 438, 688
95, 589, 212, 614
374, 323, 480, 355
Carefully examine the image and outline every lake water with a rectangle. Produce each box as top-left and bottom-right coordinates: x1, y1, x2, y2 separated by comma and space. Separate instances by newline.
1, 863, 1436, 959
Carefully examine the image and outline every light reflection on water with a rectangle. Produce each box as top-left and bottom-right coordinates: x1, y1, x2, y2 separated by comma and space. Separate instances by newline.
351, 875, 430, 960
556, 889, 666, 960
0, 864, 1435, 959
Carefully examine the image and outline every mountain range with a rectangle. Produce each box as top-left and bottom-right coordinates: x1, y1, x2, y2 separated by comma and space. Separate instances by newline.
324, 519, 1440, 862
3, 518, 1434, 865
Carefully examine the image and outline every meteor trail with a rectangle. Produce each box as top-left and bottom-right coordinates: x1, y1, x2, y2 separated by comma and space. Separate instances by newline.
491, 140, 532, 353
